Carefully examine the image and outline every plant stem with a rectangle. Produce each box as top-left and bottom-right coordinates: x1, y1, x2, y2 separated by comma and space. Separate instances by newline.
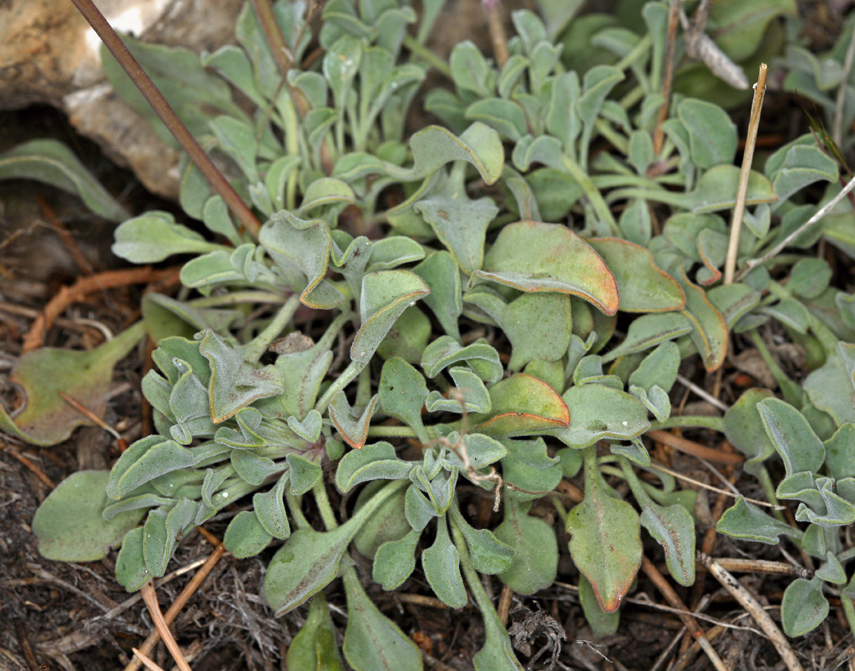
724, 64, 767, 285
312, 479, 339, 530
189, 291, 290, 307
68, 0, 262, 238
561, 155, 620, 235
841, 595, 855, 642
285, 488, 311, 530
402, 35, 452, 78
649, 415, 724, 431
314, 360, 365, 413
242, 293, 301, 361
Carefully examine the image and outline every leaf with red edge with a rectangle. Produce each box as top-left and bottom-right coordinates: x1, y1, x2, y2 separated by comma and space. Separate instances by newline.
473, 374, 570, 438
587, 238, 685, 312
566, 447, 642, 612
473, 221, 619, 316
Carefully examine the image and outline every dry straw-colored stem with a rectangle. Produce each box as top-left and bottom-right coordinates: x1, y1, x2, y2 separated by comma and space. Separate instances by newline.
724, 63, 768, 285
698, 553, 805, 671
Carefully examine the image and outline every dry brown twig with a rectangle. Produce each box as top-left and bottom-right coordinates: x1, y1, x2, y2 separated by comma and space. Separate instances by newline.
140, 580, 193, 671
698, 552, 805, 671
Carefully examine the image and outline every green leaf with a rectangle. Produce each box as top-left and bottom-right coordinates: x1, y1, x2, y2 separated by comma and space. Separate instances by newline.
758, 398, 825, 477
33, 471, 145, 562
253, 472, 291, 540
789, 259, 832, 300
329, 393, 379, 449
781, 578, 828, 637
466, 98, 527, 141
197, 330, 284, 423
636, 488, 695, 586
628, 342, 680, 394
415, 166, 499, 274
0, 139, 129, 221
550, 385, 650, 449
422, 515, 467, 608
449, 504, 514, 575
566, 449, 641, 612
766, 143, 838, 208
472, 374, 570, 438
406, 122, 504, 185
287, 593, 345, 671
353, 271, 431, 366
115, 526, 152, 591
426, 368, 491, 414
587, 238, 685, 312
677, 99, 738, 169
723, 388, 777, 476
494, 498, 557, 594
684, 165, 776, 213
288, 409, 323, 443
379, 358, 430, 444
112, 212, 222, 263
224, 510, 273, 558
421, 336, 503, 383
373, 529, 420, 590
376, 307, 432, 364
578, 574, 620, 637
500, 437, 562, 502
342, 569, 423, 671
413, 251, 463, 341
0, 323, 146, 445
260, 211, 345, 309
287, 454, 324, 495
299, 178, 357, 213
209, 115, 258, 182
474, 221, 619, 316
824, 424, 855, 480
716, 497, 803, 544
805, 342, 855, 425
502, 293, 572, 372
450, 41, 494, 97
353, 482, 409, 559
674, 267, 729, 372
601, 312, 692, 362
336, 442, 414, 493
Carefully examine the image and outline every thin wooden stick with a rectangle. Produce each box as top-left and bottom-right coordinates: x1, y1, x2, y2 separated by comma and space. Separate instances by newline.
737, 168, 855, 281
124, 538, 225, 671
68, 0, 262, 238
698, 553, 805, 671
483, 0, 509, 67
724, 64, 768, 285
497, 584, 513, 626
140, 581, 193, 671
653, 0, 681, 155
648, 461, 780, 509
711, 557, 812, 579
647, 430, 744, 466
132, 648, 167, 671
640, 555, 728, 671
0, 440, 55, 489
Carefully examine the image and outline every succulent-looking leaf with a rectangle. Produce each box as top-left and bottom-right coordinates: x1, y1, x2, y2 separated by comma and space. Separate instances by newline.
265, 482, 406, 615
502, 292, 573, 371
566, 448, 642, 612
352, 271, 431, 366
413, 251, 463, 341
373, 528, 420, 590
224, 510, 273, 558
474, 221, 619, 315
781, 578, 828, 637
0, 139, 130, 222
473, 374, 570, 438
550, 384, 649, 449
286, 592, 345, 671
422, 515, 467, 608
259, 211, 345, 309
287, 409, 323, 442
353, 482, 410, 559
342, 568, 423, 671
379, 358, 430, 444
426, 368, 492, 414
197, 330, 284, 423
336, 442, 414, 493
758, 398, 825, 477
804, 342, 855, 426
329, 393, 379, 449
493, 498, 557, 594
33, 471, 146, 562
716, 497, 803, 544
449, 504, 514, 575
601, 312, 692, 363
588, 238, 685, 312
578, 574, 621, 637
421, 336, 503, 383
723, 388, 777, 476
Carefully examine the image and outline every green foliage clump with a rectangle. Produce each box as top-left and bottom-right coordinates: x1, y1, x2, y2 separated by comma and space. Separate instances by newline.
16, 0, 855, 666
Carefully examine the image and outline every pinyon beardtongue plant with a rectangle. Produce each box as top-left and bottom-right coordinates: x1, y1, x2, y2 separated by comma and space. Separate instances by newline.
15, 0, 855, 667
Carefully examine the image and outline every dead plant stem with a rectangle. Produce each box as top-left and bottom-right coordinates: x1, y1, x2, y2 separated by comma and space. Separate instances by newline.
724, 64, 767, 285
